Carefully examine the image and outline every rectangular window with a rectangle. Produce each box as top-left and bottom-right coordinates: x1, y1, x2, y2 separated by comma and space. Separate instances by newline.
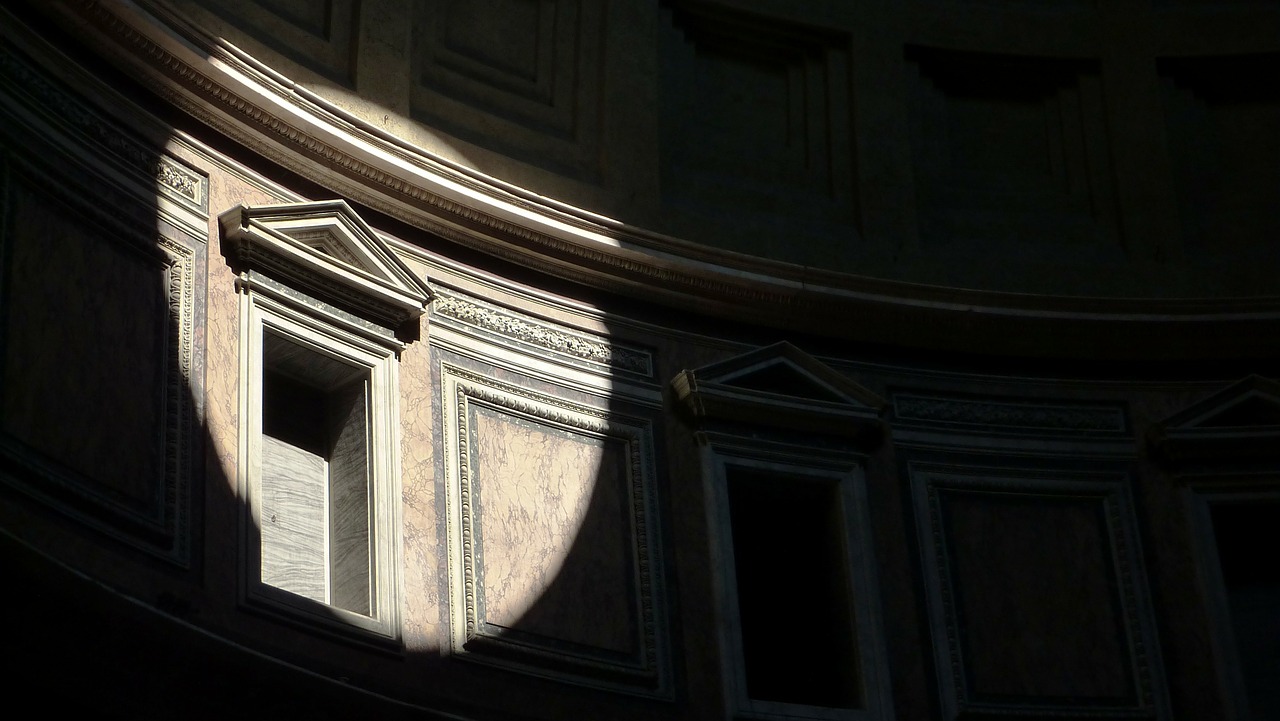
726, 466, 862, 709
220, 199, 429, 647
703, 447, 889, 721
260, 330, 372, 615
238, 297, 401, 644
1208, 499, 1280, 720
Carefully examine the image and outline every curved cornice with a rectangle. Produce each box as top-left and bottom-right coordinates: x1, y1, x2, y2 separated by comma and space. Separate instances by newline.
32, 0, 1280, 360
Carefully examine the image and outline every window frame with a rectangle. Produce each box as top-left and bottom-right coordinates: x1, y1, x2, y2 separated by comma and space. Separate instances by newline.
236, 278, 404, 644
1186, 477, 1280, 721
702, 435, 888, 721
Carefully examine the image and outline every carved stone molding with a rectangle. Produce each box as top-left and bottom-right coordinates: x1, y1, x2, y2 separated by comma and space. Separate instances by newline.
27, 1, 1280, 360
0, 165, 200, 565
432, 287, 654, 379
1150, 375, 1280, 464
893, 393, 1128, 436
909, 460, 1169, 720
673, 341, 886, 445
441, 361, 669, 696
219, 200, 433, 338
0, 36, 206, 211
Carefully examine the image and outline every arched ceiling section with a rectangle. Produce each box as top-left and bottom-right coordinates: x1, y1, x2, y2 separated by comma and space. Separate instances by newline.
32, 0, 1280, 360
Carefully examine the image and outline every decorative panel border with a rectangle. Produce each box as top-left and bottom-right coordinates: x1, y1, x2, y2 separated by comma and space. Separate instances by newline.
0, 161, 200, 566
441, 361, 669, 696
909, 460, 1168, 720
892, 392, 1128, 438
0, 36, 206, 565
432, 286, 655, 381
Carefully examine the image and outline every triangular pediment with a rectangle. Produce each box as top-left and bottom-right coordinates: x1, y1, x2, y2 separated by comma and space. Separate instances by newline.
1160, 376, 1280, 431
689, 342, 884, 409
220, 200, 432, 327
672, 342, 885, 441
1152, 376, 1280, 462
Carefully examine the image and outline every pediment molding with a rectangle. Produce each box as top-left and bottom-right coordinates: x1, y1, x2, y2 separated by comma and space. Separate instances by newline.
672, 342, 885, 442
1151, 376, 1280, 462
220, 200, 432, 330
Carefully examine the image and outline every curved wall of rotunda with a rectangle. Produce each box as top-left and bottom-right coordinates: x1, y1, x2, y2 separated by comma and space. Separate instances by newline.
1, 2, 1278, 721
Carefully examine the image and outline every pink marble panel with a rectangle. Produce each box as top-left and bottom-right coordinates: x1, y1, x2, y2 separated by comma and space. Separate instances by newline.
472, 405, 637, 655
399, 322, 440, 651
201, 173, 282, 592
202, 173, 282, 490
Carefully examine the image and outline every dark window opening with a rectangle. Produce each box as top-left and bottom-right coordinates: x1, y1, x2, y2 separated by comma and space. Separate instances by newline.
1210, 500, 1280, 720
726, 466, 862, 708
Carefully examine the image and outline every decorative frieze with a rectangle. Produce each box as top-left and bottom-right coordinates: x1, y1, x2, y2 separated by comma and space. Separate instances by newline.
0, 38, 206, 210
433, 287, 654, 378
893, 393, 1127, 436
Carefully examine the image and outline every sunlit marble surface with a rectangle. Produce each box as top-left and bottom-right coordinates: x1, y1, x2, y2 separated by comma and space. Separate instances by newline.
472, 405, 637, 654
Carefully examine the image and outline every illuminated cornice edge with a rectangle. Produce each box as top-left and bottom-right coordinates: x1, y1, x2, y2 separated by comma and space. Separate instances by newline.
38, 0, 1280, 359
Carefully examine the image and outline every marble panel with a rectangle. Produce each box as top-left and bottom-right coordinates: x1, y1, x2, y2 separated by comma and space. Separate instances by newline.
1, 175, 168, 508
912, 463, 1167, 720
472, 404, 637, 655
202, 175, 282, 578
941, 490, 1132, 700
398, 313, 439, 652
328, 379, 371, 615
441, 361, 668, 693
260, 434, 329, 604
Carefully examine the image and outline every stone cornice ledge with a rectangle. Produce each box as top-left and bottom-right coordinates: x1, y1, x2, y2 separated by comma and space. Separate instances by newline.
34, 0, 1280, 360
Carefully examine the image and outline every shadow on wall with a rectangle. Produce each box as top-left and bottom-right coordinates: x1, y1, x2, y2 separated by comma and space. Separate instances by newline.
0, 22, 676, 720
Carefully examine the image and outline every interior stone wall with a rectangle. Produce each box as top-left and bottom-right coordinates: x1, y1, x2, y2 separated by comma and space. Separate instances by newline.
1, 3, 1277, 721
161, 0, 1280, 297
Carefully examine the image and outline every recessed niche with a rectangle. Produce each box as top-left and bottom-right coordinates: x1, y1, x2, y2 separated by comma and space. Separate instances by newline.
660, 4, 857, 261
726, 466, 862, 709
260, 331, 372, 615
1208, 500, 1280, 721
906, 47, 1118, 257
411, 0, 605, 179
1159, 55, 1280, 266
192, 0, 358, 83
